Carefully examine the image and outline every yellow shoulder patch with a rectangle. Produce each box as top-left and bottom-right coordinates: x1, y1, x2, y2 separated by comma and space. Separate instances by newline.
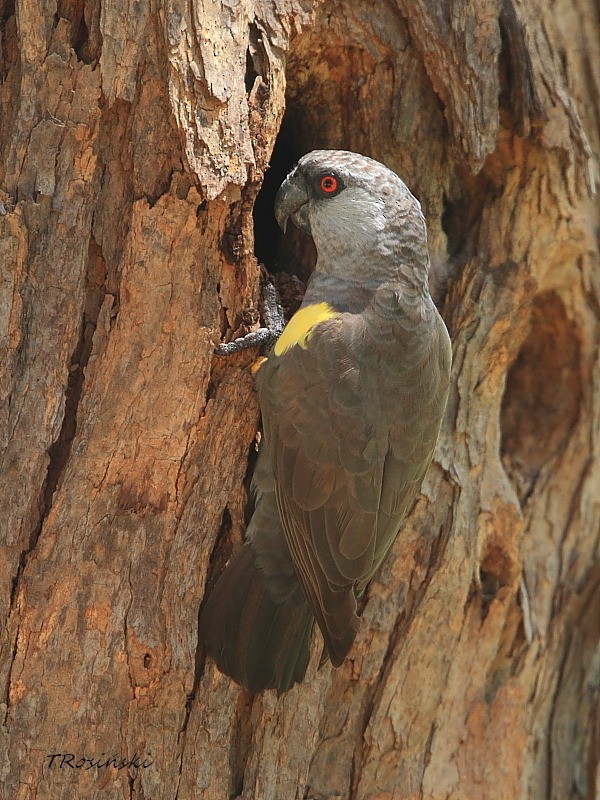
274, 302, 337, 356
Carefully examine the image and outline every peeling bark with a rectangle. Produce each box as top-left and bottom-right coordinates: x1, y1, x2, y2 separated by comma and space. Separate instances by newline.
0, 1, 598, 799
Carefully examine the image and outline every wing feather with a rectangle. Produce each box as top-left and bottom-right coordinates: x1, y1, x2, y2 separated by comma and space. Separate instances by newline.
256, 304, 450, 666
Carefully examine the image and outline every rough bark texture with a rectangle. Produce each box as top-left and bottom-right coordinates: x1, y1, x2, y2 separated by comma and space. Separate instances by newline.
0, 0, 599, 798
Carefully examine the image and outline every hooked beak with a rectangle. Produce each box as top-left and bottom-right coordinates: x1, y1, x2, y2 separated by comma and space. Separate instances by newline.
274, 172, 310, 234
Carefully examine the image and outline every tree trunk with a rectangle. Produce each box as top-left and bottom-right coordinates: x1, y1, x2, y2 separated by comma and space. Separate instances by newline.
1, 0, 598, 798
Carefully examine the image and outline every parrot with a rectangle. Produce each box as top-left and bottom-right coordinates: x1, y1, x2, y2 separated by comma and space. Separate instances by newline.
201, 150, 451, 693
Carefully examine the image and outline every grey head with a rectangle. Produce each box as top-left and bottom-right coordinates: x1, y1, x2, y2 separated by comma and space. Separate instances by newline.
274, 150, 430, 292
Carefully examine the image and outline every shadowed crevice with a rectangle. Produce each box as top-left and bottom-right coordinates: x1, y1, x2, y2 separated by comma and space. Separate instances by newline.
498, 0, 544, 135
0, 0, 16, 80
55, 0, 101, 64
44, 232, 107, 509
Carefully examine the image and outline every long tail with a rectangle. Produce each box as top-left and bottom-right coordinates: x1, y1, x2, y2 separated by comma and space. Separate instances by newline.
200, 543, 314, 693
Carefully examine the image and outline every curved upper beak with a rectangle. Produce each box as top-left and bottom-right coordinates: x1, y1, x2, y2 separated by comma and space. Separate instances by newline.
274, 172, 310, 234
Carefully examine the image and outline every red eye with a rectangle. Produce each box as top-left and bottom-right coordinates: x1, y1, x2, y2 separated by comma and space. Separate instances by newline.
319, 175, 338, 194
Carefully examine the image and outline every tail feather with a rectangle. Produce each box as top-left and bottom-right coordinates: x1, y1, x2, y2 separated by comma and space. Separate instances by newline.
200, 544, 314, 693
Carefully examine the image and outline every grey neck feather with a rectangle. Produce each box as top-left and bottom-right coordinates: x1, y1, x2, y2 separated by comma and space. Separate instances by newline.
306, 185, 431, 298
305, 206, 431, 313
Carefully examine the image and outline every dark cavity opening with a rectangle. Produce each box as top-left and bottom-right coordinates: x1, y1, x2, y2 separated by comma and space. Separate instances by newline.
253, 116, 302, 274
478, 543, 514, 619
500, 291, 582, 503
252, 14, 368, 308
253, 113, 318, 319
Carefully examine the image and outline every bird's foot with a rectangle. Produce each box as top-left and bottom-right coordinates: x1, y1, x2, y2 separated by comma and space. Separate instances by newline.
215, 280, 285, 356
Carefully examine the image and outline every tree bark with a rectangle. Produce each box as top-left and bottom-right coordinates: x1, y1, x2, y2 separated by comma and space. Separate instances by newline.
1, 0, 598, 798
